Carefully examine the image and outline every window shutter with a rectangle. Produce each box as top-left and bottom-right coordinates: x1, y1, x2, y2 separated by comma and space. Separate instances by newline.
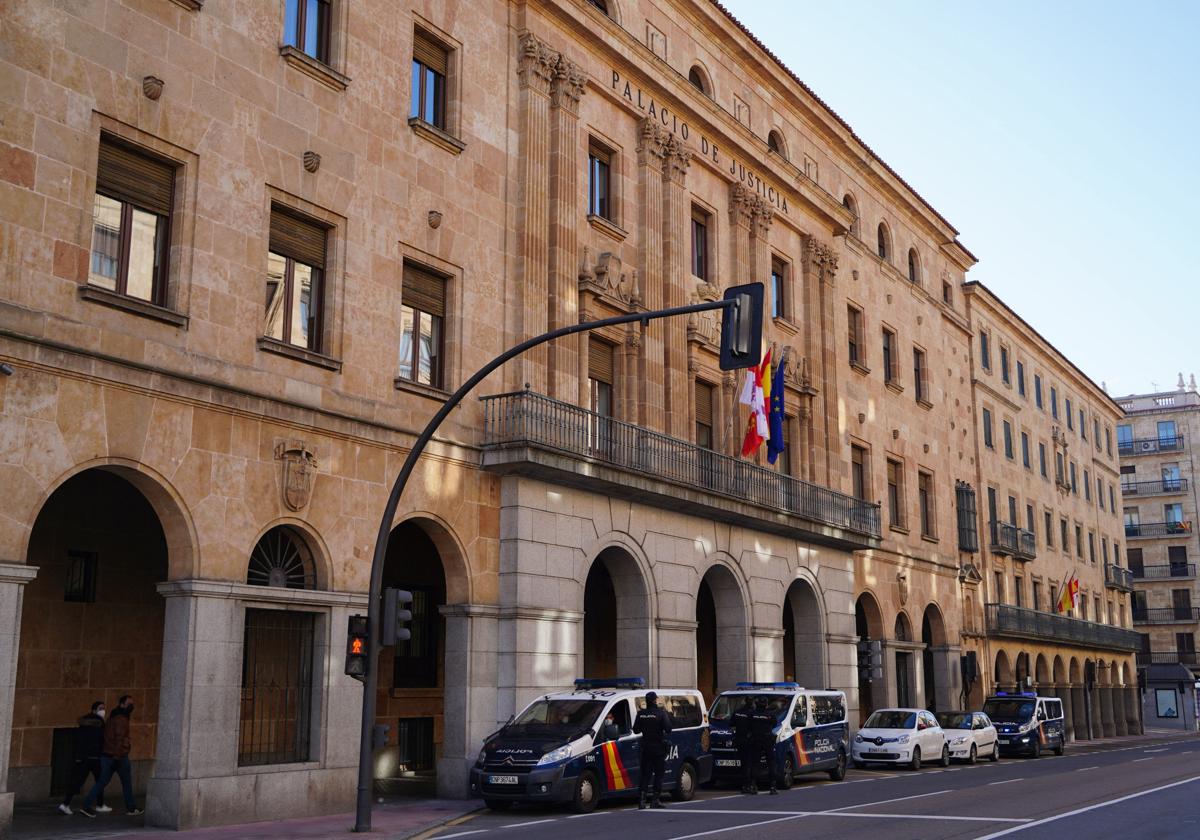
696, 382, 713, 427
413, 30, 448, 75
402, 264, 446, 317
588, 337, 614, 384
96, 137, 175, 215
270, 207, 327, 269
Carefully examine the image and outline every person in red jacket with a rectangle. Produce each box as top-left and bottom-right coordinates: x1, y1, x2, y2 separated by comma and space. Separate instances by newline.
79, 695, 142, 818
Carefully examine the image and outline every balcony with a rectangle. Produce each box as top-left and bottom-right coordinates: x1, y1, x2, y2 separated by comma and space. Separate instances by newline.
1125, 521, 1193, 539
989, 520, 1037, 560
1132, 563, 1196, 580
985, 603, 1143, 651
1132, 606, 1200, 624
1121, 478, 1188, 497
480, 390, 882, 549
1104, 563, 1135, 592
1136, 650, 1199, 667
1119, 435, 1185, 456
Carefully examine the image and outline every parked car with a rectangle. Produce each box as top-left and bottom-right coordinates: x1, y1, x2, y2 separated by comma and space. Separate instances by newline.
935, 711, 999, 763
982, 692, 1066, 757
851, 708, 948, 770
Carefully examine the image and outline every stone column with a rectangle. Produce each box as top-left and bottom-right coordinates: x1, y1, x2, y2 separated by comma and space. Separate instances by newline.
511, 33, 557, 393
656, 619, 697, 690
1089, 682, 1103, 739
546, 53, 585, 402
1055, 685, 1075, 742
802, 238, 839, 486
1071, 684, 1088, 740
661, 135, 692, 440
1100, 687, 1116, 737
1124, 686, 1143, 735
636, 118, 668, 431
1112, 686, 1128, 736
750, 200, 773, 286
930, 645, 961, 712
439, 605, 500, 797
751, 626, 784, 683
0, 564, 37, 838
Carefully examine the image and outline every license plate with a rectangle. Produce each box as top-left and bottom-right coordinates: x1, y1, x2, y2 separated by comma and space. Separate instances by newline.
998, 737, 1009, 743
487, 775, 518, 785
868, 749, 887, 754
716, 759, 740, 767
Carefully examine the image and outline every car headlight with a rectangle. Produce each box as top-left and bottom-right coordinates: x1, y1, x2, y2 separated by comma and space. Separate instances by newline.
536, 745, 573, 766
854, 734, 864, 743
951, 736, 968, 745
896, 734, 909, 744
476, 748, 487, 768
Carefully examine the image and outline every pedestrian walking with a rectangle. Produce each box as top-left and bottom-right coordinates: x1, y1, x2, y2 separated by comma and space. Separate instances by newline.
732, 700, 755, 794
749, 696, 781, 795
633, 691, 672, 809
79, 694, 143, 818
58, 701, 109, 815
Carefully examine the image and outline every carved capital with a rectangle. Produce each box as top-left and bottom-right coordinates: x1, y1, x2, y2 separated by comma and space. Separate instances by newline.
518, 32, 558, 95
804, 236, 839, 285
626, 324, 642, 349
663, 134, 691, 185
752, 196, 774, 236
550, 54, 586, 112
636, 117, 669, 167
728, 182, 755, 227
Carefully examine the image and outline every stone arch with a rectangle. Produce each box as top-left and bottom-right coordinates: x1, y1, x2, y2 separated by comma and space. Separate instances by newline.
921, 604, 948, 712
783, 574, 825, 689
767, 129, 788, 159
907, 247, 921, 284
582, 545, 653, 681
585, 0, 620, 23
876, 221, 892, 261
247, 517, 331, 591
921, 603, 947, 646
1069, 656, 1081, 684
855, 590, 885, 640
893, 611, 913, 641
994, 649, 1014, 688
1014, 650, 1032, 688
695, 558, 750, 701
842, 192, 860, 237
687, 62, 713, 97
1053, 655, 1067, 685
1035, 653, 1050, 686
394, 511, 472, 605
1120, 661, 1132, 687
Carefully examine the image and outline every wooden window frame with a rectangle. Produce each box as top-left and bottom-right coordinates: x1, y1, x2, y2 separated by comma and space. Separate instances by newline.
918, 470, 936, 539
690, 206, 709, 281
285, 0, 332, 64
398, 262, 447, 390
770, 256, 788, 320
266, 206, 328, 353
913, 345, 930, 405
887, 458, 907, 531
412, 29, 449, 129
587, 140, 613, 222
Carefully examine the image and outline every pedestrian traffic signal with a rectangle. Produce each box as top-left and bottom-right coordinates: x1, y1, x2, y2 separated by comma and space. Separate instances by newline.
382, 588, 413, 646
345, 614, 369, 681
719, 282, 764, 371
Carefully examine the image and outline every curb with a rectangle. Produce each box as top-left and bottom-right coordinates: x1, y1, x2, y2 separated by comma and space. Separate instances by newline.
388, 806, 485, 840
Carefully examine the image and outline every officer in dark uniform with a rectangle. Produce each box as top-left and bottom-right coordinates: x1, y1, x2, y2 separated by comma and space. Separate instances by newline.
748, 696, 781, 795
731, 700, 755, 794
633, 691, 673, 809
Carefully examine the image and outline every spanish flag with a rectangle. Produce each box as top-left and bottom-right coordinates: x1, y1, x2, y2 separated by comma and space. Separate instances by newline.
1056, 573, 1080, 614
600, 741, 631, 790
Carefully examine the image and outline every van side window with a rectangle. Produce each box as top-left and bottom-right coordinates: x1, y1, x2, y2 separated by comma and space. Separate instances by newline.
791, 696, 808, 727
661, 694, 703, 728
610, 698, 632, 734
1036, 704, 1047, 721
811, 695, 845, 725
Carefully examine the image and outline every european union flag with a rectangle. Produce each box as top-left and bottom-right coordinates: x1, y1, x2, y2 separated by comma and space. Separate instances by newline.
766, 361, 786, 464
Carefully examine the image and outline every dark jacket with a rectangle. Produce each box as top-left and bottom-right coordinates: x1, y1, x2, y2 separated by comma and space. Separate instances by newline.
599, 721, 621, 742
731, 707, 753, 746
633, 705, 673, 755
102, 707, 132, 759
74, 713, 105, 760
750, 706, 778, 745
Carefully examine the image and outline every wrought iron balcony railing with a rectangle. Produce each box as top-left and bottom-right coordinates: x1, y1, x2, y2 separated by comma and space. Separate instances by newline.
1104, 563, 1135, 592
989, 520, 1036, 560
480, 390, 882, 540
1125, 521, 1193, 539
1118, 435, 1185, 456
1132, 563, 1196, 580
1132, 606, 1200, 624
985, 603, 1142, 651
1120, 478, 1188, 497
1136, 650, 1199, 666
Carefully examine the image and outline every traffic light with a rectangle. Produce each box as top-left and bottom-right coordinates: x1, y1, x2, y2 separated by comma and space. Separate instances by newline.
345, 614, 368, 681
856, 640, 871, 682
718, 282, 764, 371
382, 587, 413, 646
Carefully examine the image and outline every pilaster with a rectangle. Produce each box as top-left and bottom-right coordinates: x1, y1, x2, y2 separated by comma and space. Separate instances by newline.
661, 135, 692, 440
0, 564, 37, 840
803, 236, 839, 486
439, 604, 501, 797
728, 183, 755, 286
637, 118, 668, 430
548, 53, 586, 401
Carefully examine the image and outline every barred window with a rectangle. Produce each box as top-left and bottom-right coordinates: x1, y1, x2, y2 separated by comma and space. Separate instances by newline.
239, 609, 315, 766
956, 481, 979, 553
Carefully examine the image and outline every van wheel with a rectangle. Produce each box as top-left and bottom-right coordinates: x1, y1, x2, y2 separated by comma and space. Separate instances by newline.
909, 747, 922, 771
671, 762, 697, 802
940, 744, 951, 767
484, 799, 512, 812
968, 744, 977, 765
1031, 739, 1041, 759
1054, 740, 1065, 757
778, 755, 794, 790
828, 750, 847, 782
571, 770, 598, 814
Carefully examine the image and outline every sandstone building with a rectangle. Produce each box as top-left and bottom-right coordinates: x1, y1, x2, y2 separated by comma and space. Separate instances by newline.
0, 0, 1138, 831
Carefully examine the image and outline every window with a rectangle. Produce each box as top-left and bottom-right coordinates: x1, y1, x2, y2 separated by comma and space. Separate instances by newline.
1044, 511, 1053, 547
691, 206, 709, 281
1166, 503, 1184, 525
842, 194, 859, 237
266, 206, 327, 352
1060, 517, 1069, 551
1065, 397, 1073, 430
1055, 451, 1065, 485
1014, 577, 1024, 608
1084, 469, 1091, 501
1038, 442, 1047, 477
64, 550, 98, 603
239, 608, 315, 766
688, 65, 710, 96
987, 486, 998, 523
1021, 432, 1031, 468
1169, 546, 1189, 575
1003, 420, 1014, 459
942, 280, 953, 305
767, 130, 785, 157
1080, 409, 1086, 440
847, 305, 863, 366
1033, 580, 1042, 611
882, 328, 896, 384
887, 459, 906, 530
1000, 346, 1010, 384
399, 263, 446, 388
913, 347, 929, 404
811, 695, 846, 725
1158, 420, 1179, 447
1106, 426, 1112, 455
1173, 588, 1192, 620
983, 408, 994, 448
695, 381, 714, 449
1075, 524, 1083, 558
284, 0, 331, 63
90, 137, 176, 306
918, 471, 935, 538
979, 330, 991, 370
1034, 374, 1043, 408
956, 482, 979, 552
248, 526, 318, 589
1094, 418, 1101, 444
1070, 461, 1078, 494
1108, 485, 1115, 512
994, 571, 1005, 604
411, 29, 449, 129
770, 257, 788, 320
587, 141, 612, 220
851, 445, 868, 501
1008, 495, 1018, 526
1097, 477, 1104, 509
907, 248, 919, 283
1088, 531, 1096, 564
1101, 537, 1109, 563
876, 223, 890, 260
1050, 387, 1059, 419
1016, 361, 1026, 396
1117, 424, 1133, 452
587, 0, 611, 15
588, 338, 614, 452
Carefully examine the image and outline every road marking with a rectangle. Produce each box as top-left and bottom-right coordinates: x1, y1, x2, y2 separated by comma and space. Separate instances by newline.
567, 811, 609, 818
501, 819, 556, 829
1133, 757, 1154, 763
825, 789, 950, 812
660, 813, 811, 840
644, 808, 1031, 825
1143, 748, 1169, 753
973, 775, 1200, 840
434, 831, 488, 840
988, 778, 1024, 785
1076, 766, 1099, 771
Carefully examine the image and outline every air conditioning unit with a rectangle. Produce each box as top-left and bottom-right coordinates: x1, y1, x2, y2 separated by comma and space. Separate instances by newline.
1140, 440, 1155, 452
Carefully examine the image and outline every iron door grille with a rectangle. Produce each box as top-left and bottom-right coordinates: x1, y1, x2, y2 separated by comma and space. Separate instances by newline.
239, 609, 315, 766
396, 717, 436, 773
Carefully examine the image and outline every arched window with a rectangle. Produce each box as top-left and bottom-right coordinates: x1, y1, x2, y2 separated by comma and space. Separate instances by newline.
877, 222, 890, 261
587, 0, 611, 17
688, 65, 711, 96
767, 130, 786, 158
907, 248, 920, 283
842, 193, 859, 237
248, 525, 317, 589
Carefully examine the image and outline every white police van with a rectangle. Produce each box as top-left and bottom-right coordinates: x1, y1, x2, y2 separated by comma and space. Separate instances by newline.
469, 678, 713, 813
982, 692, 1066, 757
707, 682, 850, 787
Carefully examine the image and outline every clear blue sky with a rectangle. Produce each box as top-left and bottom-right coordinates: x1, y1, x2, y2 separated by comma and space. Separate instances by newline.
725, 0, 1199, 397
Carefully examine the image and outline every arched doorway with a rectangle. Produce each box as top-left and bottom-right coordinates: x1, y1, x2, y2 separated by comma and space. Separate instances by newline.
782, 578, 824, 688
855, 592, 884, 723
583, 547, 651, 679
375, 521, 447, 795
994, 649, 1013, 692
921, 605, 947, 712
1014, 651, 1032, 690
14, 468, 168, 803
894, 612, 913, 708
695, 564, 747, 703
1035, 654, 1050, 693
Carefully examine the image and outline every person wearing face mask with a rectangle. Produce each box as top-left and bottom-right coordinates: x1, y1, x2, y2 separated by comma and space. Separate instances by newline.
79, 695, 142, 818
58, 701, 108, 815
599, 711, 621, 742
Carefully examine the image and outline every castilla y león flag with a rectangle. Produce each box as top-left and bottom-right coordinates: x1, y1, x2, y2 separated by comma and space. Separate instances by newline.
740, 348, 772, 457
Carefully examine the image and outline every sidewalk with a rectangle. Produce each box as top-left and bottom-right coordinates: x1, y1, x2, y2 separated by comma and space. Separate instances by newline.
1065, 727, 1200, 750
11, 797, 481, 840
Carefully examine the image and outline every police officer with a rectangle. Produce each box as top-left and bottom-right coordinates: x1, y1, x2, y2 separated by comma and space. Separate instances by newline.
749, 696, 780, 795
633, 691, 672, 809
732, 700, 755, 794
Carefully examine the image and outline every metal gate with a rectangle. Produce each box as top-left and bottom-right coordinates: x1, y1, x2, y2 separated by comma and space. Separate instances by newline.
239, 609, 315, 766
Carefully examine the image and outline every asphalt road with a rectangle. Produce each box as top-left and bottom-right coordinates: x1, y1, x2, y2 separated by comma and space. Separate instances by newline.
430, 735, 1200, 840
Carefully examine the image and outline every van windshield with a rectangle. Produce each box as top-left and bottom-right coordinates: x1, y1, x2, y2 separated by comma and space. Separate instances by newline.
709, 694, 789, 722
982, 698, 1035, 723
509, 699, 606, 735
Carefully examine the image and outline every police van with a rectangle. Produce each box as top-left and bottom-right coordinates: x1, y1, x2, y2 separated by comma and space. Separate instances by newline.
982, 692, 1066, 757
707, 682, 850, 787
469, 678, 713, 813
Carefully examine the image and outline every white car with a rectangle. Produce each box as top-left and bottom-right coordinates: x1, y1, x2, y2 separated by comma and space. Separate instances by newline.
935, 711, 999, 763
851, 708, 948, 770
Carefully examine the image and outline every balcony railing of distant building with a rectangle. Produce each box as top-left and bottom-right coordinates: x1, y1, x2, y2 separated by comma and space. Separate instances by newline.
1132, 606, 1200, 624
1132, 563, 1197, 580
1104, 563, 1135, 592
1136, 650, 1199, 667
1118, 435, 1186, 456
480, 390, 882, 540
985, 603, 1143, 651
989, 520, 1036, 560
1125, 521, 1193, 539
1121, 478, 1189, 497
